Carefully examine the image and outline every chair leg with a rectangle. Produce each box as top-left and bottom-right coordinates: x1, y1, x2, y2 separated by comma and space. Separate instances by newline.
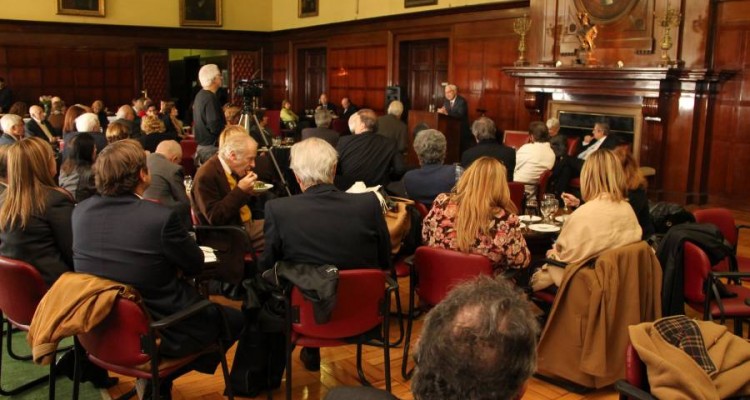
355, 341, 372, 387
389, 288, 404, 347
217, 342, 234, 400
5, 322, 32, 361
48, 354, 56, 400
0, 320, 49, 396
383, 292, 392, 393
401, 276, 417, 380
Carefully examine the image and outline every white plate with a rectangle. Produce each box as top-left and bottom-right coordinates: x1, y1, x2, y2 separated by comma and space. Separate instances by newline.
519, 215, 542, 223
519, 222, 526, 229
529, 224, 560, 233
555, 215, 570, 223
253, 183, 274, 193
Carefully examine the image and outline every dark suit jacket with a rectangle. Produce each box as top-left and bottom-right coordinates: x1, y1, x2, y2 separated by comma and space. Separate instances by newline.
72, 194, 213, 357
443, 95, 468, 120
140, 131, 179, 153
550, 133, 569, 158
461, 139, 516, 182
301, 127, 340, 147
25, 119, 58, 140
341, 105, 358, 121
336, 131, 404, 189
0, 188, 74, 286
403, 164, 456, 207
143, 153, 191, 230
260, 184, 391, 271
192, 155, 253, 226
319, 102, 337, 115
0, 133, 22, 146
193, 89, 225, 146
63, 131, 107, 158
376, 114, 407, 153
112, 118, 142, 139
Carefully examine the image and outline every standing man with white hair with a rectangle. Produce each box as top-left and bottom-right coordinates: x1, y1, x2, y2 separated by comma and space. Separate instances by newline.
438, 83, 471, 153
376, 100, 407, 156
0, 114, 26, 145
193, 64, 226, 163
64, 112, 107, 156
260, 137, 391, 371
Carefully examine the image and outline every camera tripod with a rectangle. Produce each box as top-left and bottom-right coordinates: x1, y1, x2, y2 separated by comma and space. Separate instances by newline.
238, 106, 292, 197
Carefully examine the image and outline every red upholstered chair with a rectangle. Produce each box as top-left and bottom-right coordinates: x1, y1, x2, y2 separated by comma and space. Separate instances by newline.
502, 130, 530, 150
693, 208, 750, 277
0, 256, 57, 398
180, 139, 197, 177
536, 169, 553, 203
402, 246, 493, 379
566, 136, 578, 156
508, 181, 525, 212
683, 242, 750, 337
264, 110, 282, 137
614, 343, 655, 400
73, 296, 234, 400
284, 269, 395, 400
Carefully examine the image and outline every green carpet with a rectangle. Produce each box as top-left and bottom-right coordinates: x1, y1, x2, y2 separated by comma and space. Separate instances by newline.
1, 331, 103, 400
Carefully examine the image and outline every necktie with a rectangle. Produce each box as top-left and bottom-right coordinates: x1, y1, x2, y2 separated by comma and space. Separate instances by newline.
224, 172, 252, 223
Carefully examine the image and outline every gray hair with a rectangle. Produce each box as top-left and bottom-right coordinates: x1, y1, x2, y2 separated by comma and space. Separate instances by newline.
445, 84, 458, 92
413, 129, 446, 165
546, 118, 560, 130
198, 64, 221, 89
75, 112, 100, 132
357, 109, 377, 131
314, 108, 332, 128
411, 276, 539, 400
471, 117, 497, 141
291, 137, 338, 187
0, 114, 22, 133
219, 134, 256, 160
387, 100, 404, 117
155, 140, 182, 160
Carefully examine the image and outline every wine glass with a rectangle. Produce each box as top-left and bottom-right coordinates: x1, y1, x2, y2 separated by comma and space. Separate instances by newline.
524, 197, 539, 221
540, 198, 553, 224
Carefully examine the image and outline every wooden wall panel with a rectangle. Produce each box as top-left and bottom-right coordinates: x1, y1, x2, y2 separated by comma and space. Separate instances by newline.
328, 45, 388, 113
268, 49, 289, 108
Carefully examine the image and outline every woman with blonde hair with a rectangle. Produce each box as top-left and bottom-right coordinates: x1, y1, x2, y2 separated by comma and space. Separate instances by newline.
0, 137, 75, 285
105, 121, 130, 144
532, 149, 642, 290
140, 114, 175, 153
422, 156, 530, 274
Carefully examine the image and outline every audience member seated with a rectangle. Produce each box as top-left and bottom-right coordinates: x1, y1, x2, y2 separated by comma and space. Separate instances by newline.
531, 149, 642, 291
402, 129, 455, 207
161, 101, 186, 140
47, 100, 66, 136
113, 104, 141, 139
91, 99, 109, 131
0, 113, 27, 145
0, 137, 75, 286
223, 104, 241, 126
280, 99, 299, 130
72, 139, 244, 399
340, 97, 358, 122
547, 117, 568, 159
514, 121, 555, 196
193, 132, 265, 252
193, 64, 227, 163
301, 108, 339, 147
260, 137, 391, 371
143, 140, 191, 230
65, 112, 107, 156
8, 101, 28, 117
553, 122, 619, 194
26, 105, 60, 146
62, 104, 87, 135
141, 114, 177, 153
318, 93, 337, 116
336, 109, 404, 189
105, 120, 131, 144
461, 117, 515, 182
376, 100, 407, 158
59, 133, 97, 202
248, 109, 273, 148
422, 157, 530, 275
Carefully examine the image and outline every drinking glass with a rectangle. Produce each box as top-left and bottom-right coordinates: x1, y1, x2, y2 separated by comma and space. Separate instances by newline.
540, 199, 552, 224
524, 197, 539, 219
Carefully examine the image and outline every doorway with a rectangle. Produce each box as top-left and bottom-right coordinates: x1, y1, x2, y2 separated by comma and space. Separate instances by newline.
296, 47, 327, 112
398, 39, 449, 114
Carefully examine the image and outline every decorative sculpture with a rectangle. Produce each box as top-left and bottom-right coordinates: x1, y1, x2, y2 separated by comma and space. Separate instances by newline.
659, 1, 682, 67
514, 14, 532, 66
576, 12, 599, 65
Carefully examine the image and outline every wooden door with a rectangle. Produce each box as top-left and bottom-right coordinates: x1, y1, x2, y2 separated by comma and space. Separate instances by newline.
399, 40, 448, 113
296, 47, 327, 111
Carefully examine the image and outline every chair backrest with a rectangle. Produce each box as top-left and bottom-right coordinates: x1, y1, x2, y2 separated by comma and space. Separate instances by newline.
625, 342, 649, 392
507, 181, 525, 212
265, 110, 282, 136
0, 256, 48, 328
536, 169, 553, 203
414, 246, 493, 306
331, 118, 349, 135
693, 208, 737, 247
683, 241, 712, 304
566, 136, 578, 156
502, 130, 529, 150
180, 139, 197, 177
414, 202, 430, 219
291, 269, 385, 339
77, 296, 151, 368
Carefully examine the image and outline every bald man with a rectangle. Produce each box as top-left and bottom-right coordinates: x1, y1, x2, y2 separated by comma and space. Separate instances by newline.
143, 140, 192, 230
26, 105, 59, 144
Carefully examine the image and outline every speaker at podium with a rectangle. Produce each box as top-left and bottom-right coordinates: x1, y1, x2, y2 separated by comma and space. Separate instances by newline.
385, 86, 401, 110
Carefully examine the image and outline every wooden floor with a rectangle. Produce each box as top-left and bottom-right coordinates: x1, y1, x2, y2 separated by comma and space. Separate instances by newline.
106, 207, 750, 400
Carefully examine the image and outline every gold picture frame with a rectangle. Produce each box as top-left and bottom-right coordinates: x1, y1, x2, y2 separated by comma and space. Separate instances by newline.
299, 0, 319, 18
57, 0, 105, 17
180, 0, 223, 27
405, 0, 437, 8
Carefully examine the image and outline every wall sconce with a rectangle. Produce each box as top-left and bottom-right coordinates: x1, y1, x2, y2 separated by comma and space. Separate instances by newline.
337, 67, 348, 77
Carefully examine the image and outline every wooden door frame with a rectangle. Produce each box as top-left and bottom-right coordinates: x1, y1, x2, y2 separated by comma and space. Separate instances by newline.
289, 40, 328, 113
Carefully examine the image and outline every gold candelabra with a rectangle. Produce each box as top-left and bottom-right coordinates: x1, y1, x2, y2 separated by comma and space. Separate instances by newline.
514, 14, 532, 66
659, 1, 682, 67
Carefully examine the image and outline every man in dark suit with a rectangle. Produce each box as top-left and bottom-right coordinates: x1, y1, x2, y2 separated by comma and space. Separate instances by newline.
553, 122, 619, 194
376, 100, 407, 156
318, 93, 337, 116
438, 83, 472, 153
260, 137, 391, 370
0, 114, 27, 146
336, 109, 404, 189
460, 117, 515, 182
143, 140, 191, 230
301, 108, 339, 147
113, 104, 142, 139
340, 97, 358, 122
26, 105, 60, 143
72, 139, 243, 398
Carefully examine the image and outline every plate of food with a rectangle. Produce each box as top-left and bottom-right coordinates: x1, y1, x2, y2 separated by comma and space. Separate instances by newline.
519, 215, 542, 223
253, 181, 274, 193
529, 224, 560, 233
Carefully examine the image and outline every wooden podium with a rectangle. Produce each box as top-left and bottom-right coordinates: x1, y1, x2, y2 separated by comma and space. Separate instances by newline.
406, 111, 462, 166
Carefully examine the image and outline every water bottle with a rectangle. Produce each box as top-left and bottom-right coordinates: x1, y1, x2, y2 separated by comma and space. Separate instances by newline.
183, 174, 193, 195
454, 163, 464, 183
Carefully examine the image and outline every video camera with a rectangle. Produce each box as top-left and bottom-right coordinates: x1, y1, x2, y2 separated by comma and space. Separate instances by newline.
234, 78, 266, 99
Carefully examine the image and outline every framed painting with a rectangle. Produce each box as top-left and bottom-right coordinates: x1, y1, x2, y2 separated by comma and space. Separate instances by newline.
57, 0, 105, 17
180, 0, 222, 27
299, 0, 318, 18
405, 0, 437, 8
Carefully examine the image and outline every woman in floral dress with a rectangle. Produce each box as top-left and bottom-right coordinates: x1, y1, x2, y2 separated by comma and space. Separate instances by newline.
422, 156, 530, 274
